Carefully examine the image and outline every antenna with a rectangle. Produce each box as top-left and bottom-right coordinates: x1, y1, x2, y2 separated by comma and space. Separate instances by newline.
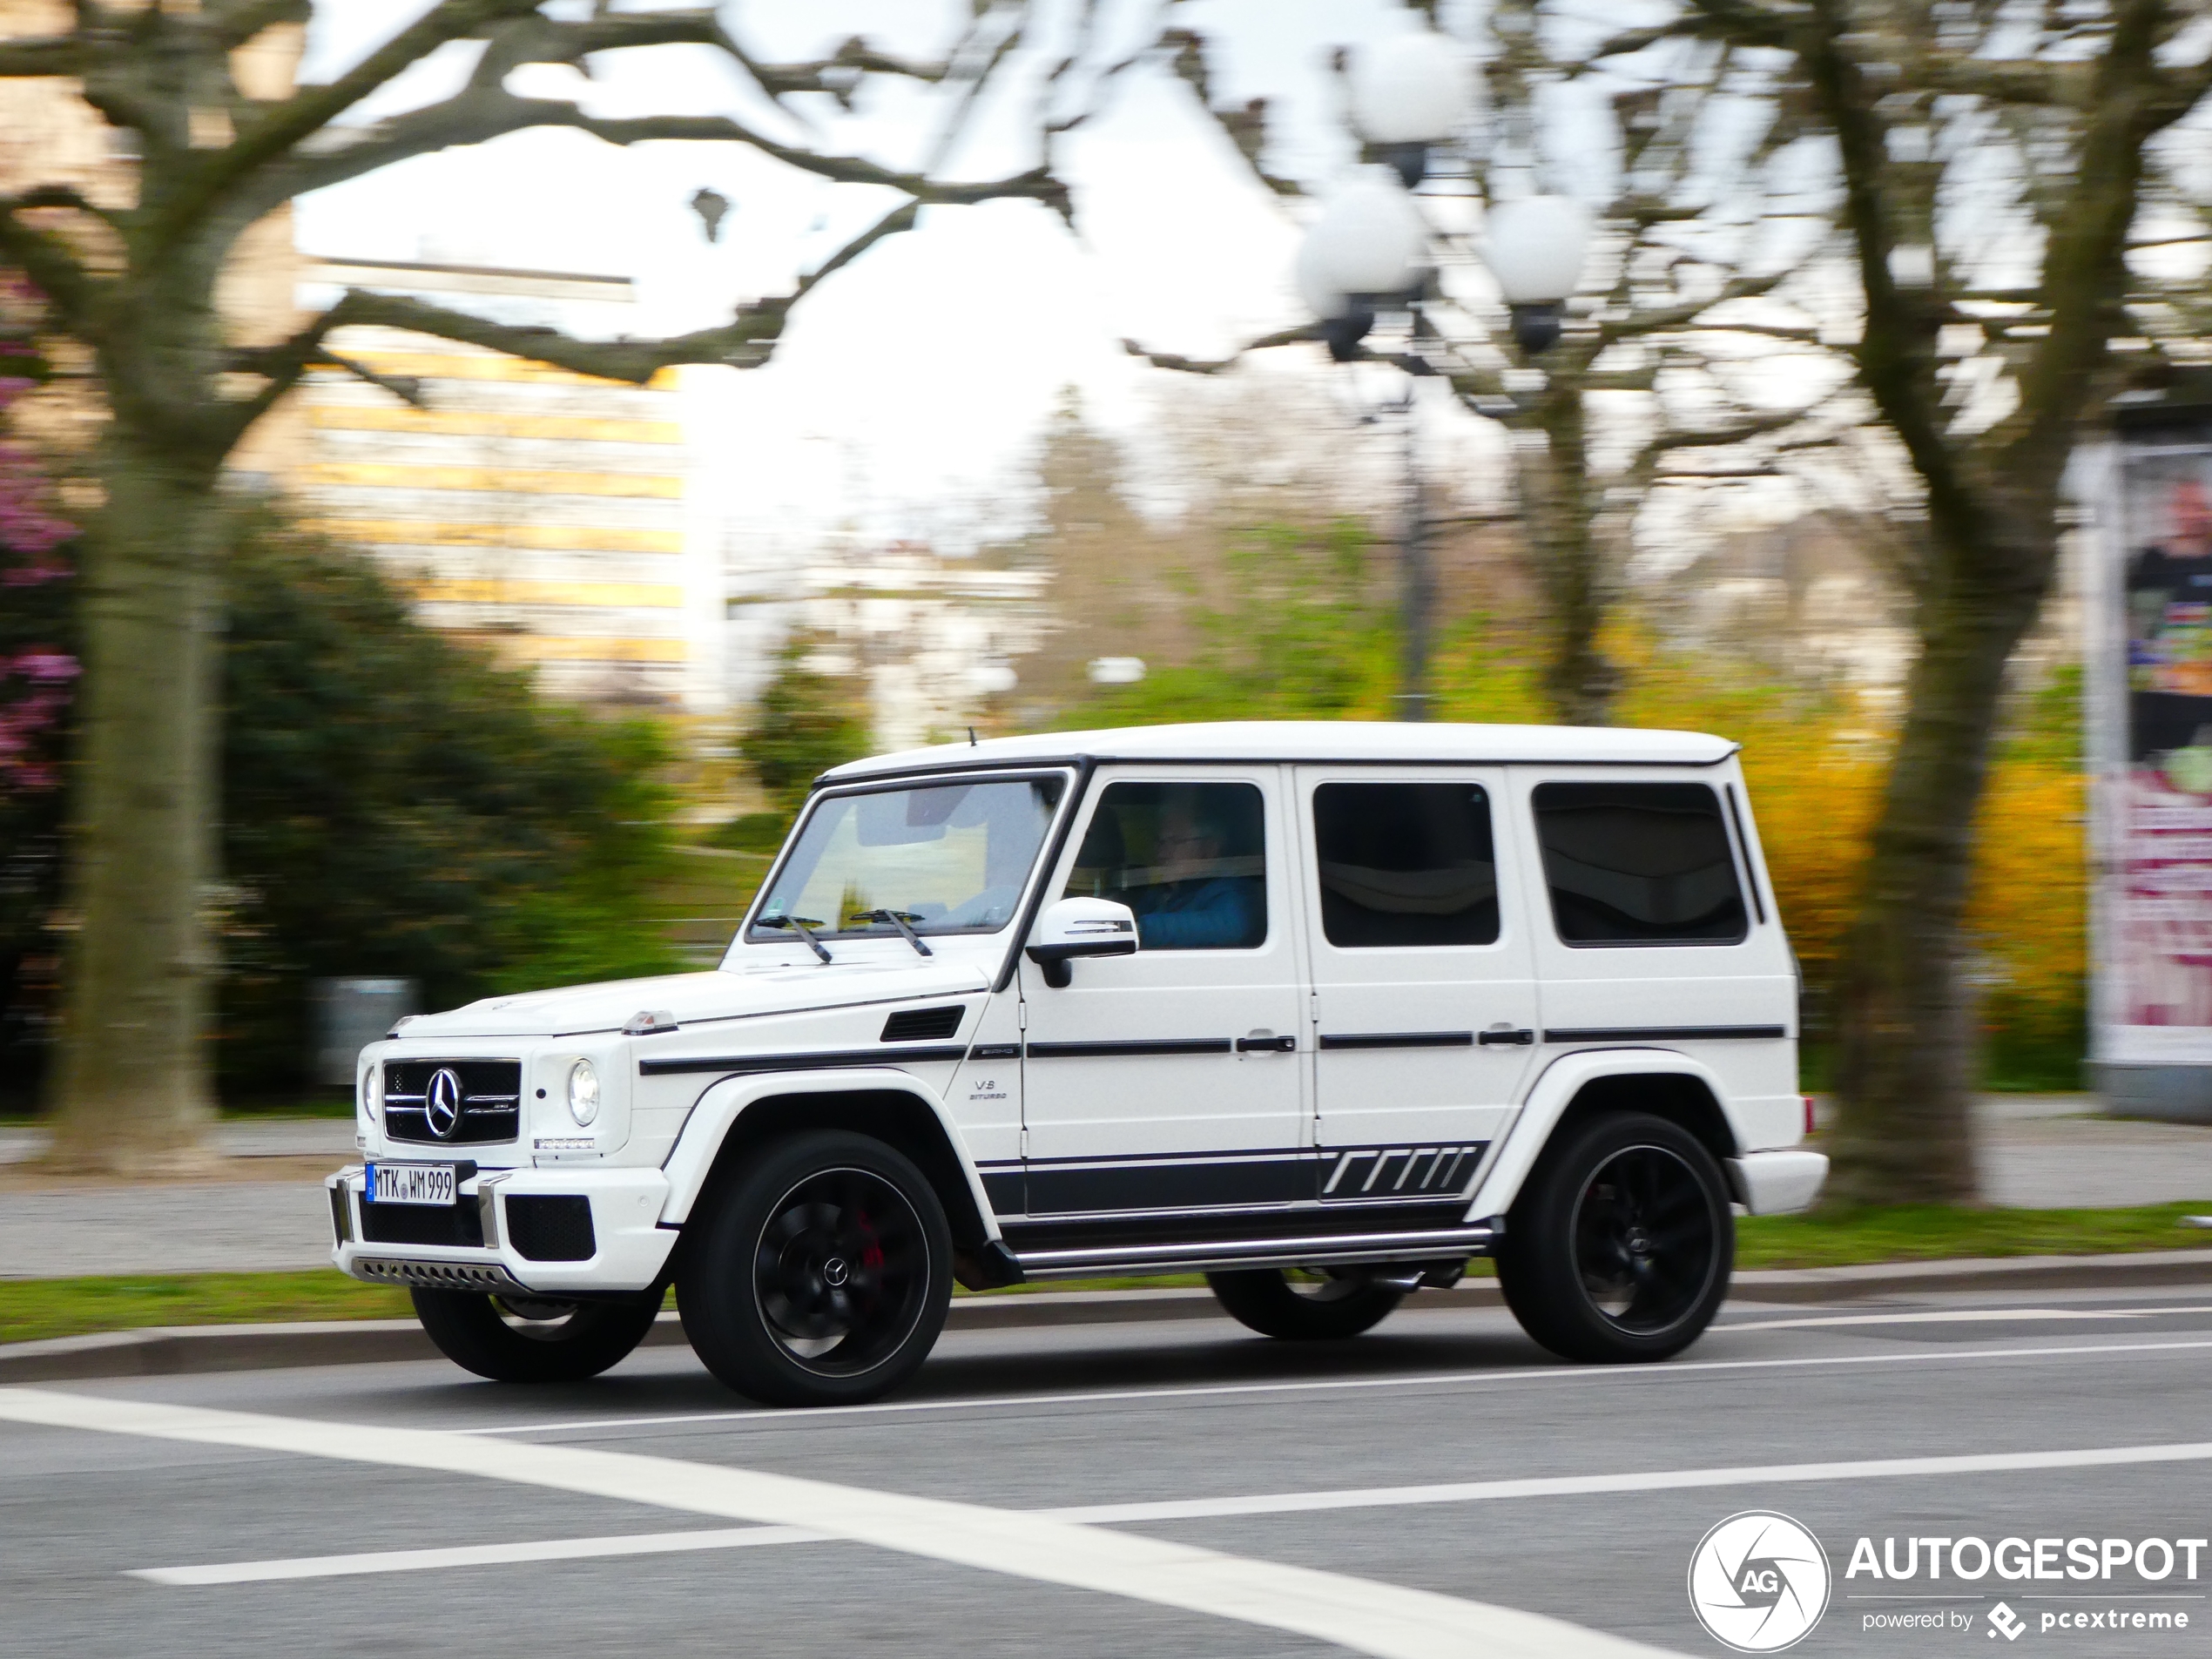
968, 726, 977, 746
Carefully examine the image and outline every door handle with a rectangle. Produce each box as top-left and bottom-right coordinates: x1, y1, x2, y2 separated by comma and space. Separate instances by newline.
1479, 1028, 1534, 1047
1236, 1035, 1298, 1053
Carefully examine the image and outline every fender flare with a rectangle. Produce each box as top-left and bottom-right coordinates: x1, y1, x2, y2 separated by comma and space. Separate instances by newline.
1461, 1047, 1737, 1224
658, 1067, 1000, 1242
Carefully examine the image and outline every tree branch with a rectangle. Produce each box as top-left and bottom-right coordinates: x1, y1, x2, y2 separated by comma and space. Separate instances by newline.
1119, 324, 1320, 375
206, 0, 313, 52
158, 0, 545, 240
1598, 271, 1791, 341
255, 200, 926, 393
0, 35, 85, 77
260, 87, 1069, 220
0, 196, 99, 329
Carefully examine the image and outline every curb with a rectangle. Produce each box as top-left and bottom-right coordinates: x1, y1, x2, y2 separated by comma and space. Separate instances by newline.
3, 1249, 2209, 1385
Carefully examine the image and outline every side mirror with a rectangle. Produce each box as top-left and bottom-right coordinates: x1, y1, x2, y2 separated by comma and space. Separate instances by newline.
1025, 897, 1138, 988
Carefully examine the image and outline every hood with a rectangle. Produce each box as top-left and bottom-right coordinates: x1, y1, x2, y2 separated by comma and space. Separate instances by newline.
394, 956, 995, 1040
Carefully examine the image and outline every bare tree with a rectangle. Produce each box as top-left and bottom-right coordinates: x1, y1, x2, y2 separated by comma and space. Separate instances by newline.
0, 1, 1094, 1171
1610, 0, 2212, 1203
1129, 16, 1841, 725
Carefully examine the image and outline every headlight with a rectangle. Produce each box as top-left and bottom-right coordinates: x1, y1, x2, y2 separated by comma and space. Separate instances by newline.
362, 1063, 381, 1123
567, 1059, 599, 1126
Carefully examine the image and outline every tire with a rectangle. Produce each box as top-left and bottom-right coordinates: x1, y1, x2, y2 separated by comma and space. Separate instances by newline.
1494, 1110, 1734, 1364
677, 1130, 953, 1406
410, 1287, 660, 1383
1205, 1268, 1406, 1340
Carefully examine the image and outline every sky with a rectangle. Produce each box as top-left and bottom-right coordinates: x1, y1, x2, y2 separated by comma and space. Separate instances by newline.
289, 0, 1550, 562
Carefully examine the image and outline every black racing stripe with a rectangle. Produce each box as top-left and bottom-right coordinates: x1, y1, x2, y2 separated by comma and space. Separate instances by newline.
1001, 1197, 1474, 1252
637, 1044, 967, 1076
1025, 1153, 1306, 1214
1317, 1031, 1474, 1050
979, 1168, 1025, 1216
1542, 1025, 1787, 1043
1025, 1038, 1234, 1059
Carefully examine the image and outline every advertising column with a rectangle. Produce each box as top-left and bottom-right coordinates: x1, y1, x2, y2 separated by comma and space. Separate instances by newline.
2089, 387, 2212, 1119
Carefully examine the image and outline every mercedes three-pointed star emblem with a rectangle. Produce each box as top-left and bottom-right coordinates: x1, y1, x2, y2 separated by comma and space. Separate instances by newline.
423, 1067, 464, 1140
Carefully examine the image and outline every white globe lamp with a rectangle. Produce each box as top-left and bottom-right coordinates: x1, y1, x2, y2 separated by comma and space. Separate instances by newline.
1482, 194, 1593, 353
1299, 166, 1430, 361
1350, 30, 1479, 185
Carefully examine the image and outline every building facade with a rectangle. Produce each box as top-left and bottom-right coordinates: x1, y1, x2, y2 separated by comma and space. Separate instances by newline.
293, 257, 724, 711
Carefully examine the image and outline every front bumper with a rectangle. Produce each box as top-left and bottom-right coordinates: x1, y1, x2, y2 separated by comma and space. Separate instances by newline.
327, 1163, 678, 1295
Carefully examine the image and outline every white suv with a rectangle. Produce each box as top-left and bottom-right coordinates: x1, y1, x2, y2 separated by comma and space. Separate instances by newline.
329, 721, 1826, 1406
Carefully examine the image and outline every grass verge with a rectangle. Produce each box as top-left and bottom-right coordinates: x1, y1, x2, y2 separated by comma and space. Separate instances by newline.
1734, 1200, 2211, 1271
5, 1203, 2207, 1346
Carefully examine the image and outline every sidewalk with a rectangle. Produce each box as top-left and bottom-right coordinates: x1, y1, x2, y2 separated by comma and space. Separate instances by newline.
2, 1099, 2209, 1281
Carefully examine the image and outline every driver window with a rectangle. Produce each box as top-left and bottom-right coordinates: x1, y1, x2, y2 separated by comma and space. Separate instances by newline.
1062, 780, 1269, 951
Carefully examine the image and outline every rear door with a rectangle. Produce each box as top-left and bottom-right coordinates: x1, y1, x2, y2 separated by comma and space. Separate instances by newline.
1507, 765, 1799, 1143
1294, 769, 1541, 1205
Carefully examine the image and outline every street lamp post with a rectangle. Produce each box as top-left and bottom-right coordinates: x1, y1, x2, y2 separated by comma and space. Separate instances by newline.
1298, 25, 1590, 721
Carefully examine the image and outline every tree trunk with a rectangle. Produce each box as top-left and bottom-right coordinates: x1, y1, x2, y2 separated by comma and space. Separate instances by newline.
1824, 529, 2054, 1205
1518, 381, 1618, 725
44, 430, 225, 1174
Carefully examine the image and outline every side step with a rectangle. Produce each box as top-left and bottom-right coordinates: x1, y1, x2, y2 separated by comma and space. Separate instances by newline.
1009, 1224, 1498, 1281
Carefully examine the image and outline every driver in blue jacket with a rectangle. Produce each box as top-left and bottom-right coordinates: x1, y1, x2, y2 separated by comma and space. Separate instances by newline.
1133, 796, 1262, 949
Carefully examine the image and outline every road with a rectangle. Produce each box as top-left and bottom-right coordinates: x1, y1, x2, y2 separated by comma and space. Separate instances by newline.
4, 1287, 2211, 1657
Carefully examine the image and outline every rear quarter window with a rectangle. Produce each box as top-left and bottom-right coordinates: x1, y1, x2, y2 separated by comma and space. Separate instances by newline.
1531, 781, 1748, 946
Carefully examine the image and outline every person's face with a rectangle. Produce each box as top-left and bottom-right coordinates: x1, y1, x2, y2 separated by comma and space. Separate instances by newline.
1155, 806, 1219, 866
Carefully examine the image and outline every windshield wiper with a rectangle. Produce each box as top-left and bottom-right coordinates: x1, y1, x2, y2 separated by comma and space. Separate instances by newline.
849, 908, 934, 958
757, 914, 832, 964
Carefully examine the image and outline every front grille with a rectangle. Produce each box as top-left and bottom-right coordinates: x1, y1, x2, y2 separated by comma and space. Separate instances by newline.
360, 1200, 486, 1248
507, 1195, 597, 1261
383, 1059, 521, 1145
881, 1004, 965, 1042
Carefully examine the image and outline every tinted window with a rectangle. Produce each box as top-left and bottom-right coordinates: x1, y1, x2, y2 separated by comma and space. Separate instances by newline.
1532, 782, 1747, 946
1312, 783, 1499, 947
1063, 781, 1268, 950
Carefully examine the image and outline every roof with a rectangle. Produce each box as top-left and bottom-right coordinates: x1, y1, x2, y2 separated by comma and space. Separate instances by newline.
821, 721, 1738, 783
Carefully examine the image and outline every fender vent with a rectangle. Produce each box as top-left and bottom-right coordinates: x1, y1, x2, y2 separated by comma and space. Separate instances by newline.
881, 1005, 964, 1043
507, 1195, 597, 1262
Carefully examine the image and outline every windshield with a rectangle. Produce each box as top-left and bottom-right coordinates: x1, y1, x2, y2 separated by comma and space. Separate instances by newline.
746, 776, 1066, 943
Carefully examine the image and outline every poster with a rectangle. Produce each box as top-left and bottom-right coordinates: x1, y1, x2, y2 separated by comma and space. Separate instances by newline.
2096, 429, 2212, 1051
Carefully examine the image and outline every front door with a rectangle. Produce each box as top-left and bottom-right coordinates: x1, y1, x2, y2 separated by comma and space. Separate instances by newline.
1295, 768, 1541, 1206
1017, 768, 1306, 1217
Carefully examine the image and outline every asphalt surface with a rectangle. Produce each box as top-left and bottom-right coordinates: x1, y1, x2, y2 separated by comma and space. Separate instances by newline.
5, 1286, 2212, 1657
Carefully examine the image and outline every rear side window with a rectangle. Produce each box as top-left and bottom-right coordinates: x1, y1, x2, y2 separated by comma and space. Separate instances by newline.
1312, 782, 1499, 947
1063, 780, 1269, 950
1532, 782, 1747, 946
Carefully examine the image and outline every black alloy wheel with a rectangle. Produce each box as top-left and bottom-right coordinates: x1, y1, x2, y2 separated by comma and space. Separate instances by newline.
1495, 1109, 1733, 1363
678, 1130, 952, 1406
1206, 1267, 1406, 1340
411, 1287, 661, 1383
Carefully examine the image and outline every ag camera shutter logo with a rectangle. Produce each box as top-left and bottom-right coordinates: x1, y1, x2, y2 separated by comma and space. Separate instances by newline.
1688, 1510, 1832, 1652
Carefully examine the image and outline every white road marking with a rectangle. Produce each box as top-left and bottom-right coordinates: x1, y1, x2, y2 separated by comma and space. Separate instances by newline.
135, 1526, 822, 1585
0, 1387, 1671, 1659
129, 1429, 2212, 1586
464, 1336, 2212, 1439
1714, 1305, 2212, 1332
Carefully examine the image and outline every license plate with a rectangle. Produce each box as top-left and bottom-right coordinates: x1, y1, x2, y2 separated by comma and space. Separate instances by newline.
367, 1162, 457, 1207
